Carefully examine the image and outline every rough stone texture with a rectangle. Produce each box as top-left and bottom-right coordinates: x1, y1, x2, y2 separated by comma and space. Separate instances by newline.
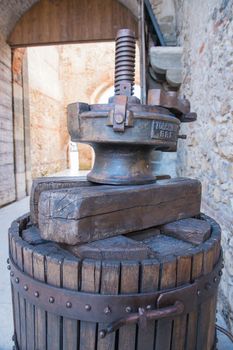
28, 46, 69, 178
175, 0, 233, 331
0, 32, 16, 206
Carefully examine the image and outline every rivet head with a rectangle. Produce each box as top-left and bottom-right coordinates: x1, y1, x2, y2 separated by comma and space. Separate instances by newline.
10, 271, 14, 277
7, 258, 10, 264
125, 306, 132, 313
34, 291, 39, 298
104, 306, 111, 315
15, 277, 19, 283
7, 265, 11, 270
146, 305, 152, 311
219, 270, 223, 276
213, 276, 218, 283
221, 263, 224, 269
24, 285, 28, 291
205, 283, 211, 290
197, 289, 201, 296
66, 301, 72, 308
49, 297, 55, 304
99, 330, 106, 339
85, 304, 91, 311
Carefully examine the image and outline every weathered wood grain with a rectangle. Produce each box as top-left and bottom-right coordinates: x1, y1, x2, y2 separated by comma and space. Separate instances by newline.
161, 218, 211, 245
30, 176, 93, 224
38, 178, 201, 244
118, 261, 139, 349
65, 235, 151, 260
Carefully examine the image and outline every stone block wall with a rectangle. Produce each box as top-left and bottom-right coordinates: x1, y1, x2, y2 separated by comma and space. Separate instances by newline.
0, 33, 16, 206
28, 46, 69, 178
175, 0, 233, 330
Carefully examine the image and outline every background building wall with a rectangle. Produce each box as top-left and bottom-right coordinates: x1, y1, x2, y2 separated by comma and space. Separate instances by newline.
175, 0, 233, 330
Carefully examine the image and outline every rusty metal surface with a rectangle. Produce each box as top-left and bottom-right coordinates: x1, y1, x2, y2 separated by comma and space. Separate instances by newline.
9, 250, 223, 325
67, 28, 196, 185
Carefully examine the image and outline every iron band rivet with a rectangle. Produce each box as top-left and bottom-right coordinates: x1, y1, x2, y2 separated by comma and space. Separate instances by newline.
34, 291, 39, 298
213, 276, 218, 283
219, 270, 223, 276
49, 297, 55, 304
146, 305, 152, 310
66, 301, 72, 308
104, 306, 111, 315
7, 258, 10, 264
125, 306, 132, 313
99, 330, 106, 339
15, 277, 19, 283
85, 304, 91, 311
197, 289, 201, 296
7, 265, 11, 270
10, 271, 14, 277
24, 285, 28, 291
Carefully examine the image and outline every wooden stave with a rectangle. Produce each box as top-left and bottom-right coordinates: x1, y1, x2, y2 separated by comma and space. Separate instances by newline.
8, 213, 221, 350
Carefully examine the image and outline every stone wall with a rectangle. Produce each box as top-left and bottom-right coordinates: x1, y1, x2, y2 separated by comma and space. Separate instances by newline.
0, 32, 16, 206
175, 0, 233, 330
28, 46, 69, 178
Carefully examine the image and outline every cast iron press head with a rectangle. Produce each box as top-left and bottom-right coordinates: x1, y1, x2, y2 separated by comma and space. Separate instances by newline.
67, 29, 196, 185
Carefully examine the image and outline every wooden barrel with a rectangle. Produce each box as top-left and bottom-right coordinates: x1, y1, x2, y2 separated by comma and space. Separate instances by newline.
8, 213, 222, 350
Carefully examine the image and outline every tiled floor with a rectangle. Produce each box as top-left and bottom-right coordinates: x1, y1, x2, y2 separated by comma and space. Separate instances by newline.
0, 171, 232, 349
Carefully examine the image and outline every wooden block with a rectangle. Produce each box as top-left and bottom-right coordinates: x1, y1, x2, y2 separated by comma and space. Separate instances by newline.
38, 178, 201, 245
22, 225, 49, 245
30, 176, 95, 224
64, 235, 151, 260
161, 218, 211, 245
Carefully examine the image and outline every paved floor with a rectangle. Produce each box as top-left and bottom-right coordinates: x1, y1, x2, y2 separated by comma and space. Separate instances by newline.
0, 171, 232, 349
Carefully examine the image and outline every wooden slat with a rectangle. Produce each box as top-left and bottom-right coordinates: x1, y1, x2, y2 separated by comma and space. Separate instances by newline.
118, 261, 139, 350
62, 258, 80, 350
137, 260, 160, 350
171, 254, 192, 350
79, 259, 101, 350
97, 261, 120, 350
46, 254, 63, 350
8, 0, 138, 47
11, 236, 21, 348
33, 248, 46, 350
185, 250, 203, 350
154, 257, 177, 350
15, 240, 27, 350
196, 244, 215, 349
22, 244, 35, 350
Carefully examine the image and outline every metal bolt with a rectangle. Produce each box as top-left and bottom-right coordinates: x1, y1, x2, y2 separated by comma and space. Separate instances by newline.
49, 297, 55, 304
104, 306, 111, 315
7, 265, 11, 270
10, 271, 14, 277
219, 270, 223, 276
114, 114, 124, 124
34, 291, 39, 298
146, 305, 152, 311
66, 301, 72, 308
197, 289, 201, 296
125, 306, 132, 313
24, 285, 28, 291
213, 276, 218, 283
99, 330, 106, 339
15, 277, 19, 283
85, 304, 91, 311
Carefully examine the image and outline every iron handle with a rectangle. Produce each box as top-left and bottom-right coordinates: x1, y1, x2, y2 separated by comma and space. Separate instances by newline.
99, 300, 184, 338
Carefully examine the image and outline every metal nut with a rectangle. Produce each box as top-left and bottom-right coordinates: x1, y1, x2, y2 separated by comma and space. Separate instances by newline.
125, 306, 132, 313
85, 304, 91, 311
49, 297, 55, 304
114, 113, 124, 124
104, 306, 111, 315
